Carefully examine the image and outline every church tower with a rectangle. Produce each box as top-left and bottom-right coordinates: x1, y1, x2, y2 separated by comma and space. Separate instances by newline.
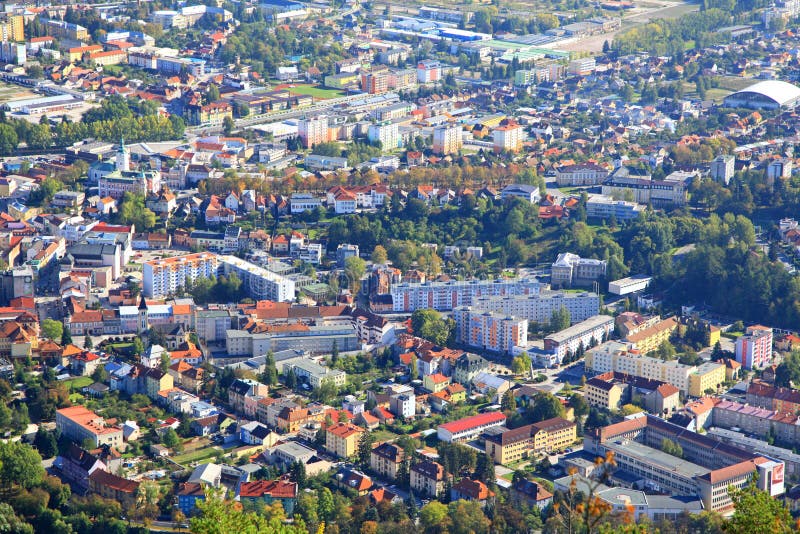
116, 137, 130, 172
138, 294, 148, 333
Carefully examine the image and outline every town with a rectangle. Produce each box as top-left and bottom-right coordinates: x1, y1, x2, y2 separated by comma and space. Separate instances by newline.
0, 0, 800, 532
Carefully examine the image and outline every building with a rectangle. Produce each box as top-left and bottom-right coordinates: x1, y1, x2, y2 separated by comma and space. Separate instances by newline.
451, 478, 494, 507
237, 479, 297, 515
501, 184, 540, 204
218, 255, 295, 302
410, 460, 445, 497
326, 422, 364, 458
585, 415, 785, 514
298, 115, 329, 148
56, 406, 123, 448
370, 442, 404, 480
285, 357, 346, 388
367, 121, 401, 150
484, 417, 576, 464
723, 80, 800, 110
543, 315, 615, 363
556, 163, 609, 186
601, 170, 691, 207
585, 195, 645, 222
143, 252, 217, 299
735, 325, 773, 370
432, 125, 462, 155
493, 123, 524, 153
551, 253, 607, 288
417, 60, 441, 83
585, 372, 682, 413
437, 412, 507, 442
471, 291, 600, 325
88, 470, 139, 509
624, 317, 679, 354
608, 275, 652, 296
711, 155, 735, 185
391, 278, 540, 312
452, 307, 527, 354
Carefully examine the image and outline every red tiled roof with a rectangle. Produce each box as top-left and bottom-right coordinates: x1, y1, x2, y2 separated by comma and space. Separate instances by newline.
238, 479, 297, 499
438, 412, 506, 434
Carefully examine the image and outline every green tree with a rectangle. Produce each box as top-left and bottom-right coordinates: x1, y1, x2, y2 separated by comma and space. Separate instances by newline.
60, 328, 72, 346
357, 429, 374, 467
119, 192, 156, 232
132, 337, 144, 356
411, 309, 454, 346
409, 354, 419, 381
726, 480, 795, 534
501, 389, 517, 412
162, 428, 182, 452
420, 501, 450, 534
33, 427, 58, 459
448, 499, 490, 534
660, 438, 683, 458
0, 503, 32, 534
0, 441, 44, 493
529, 393, 565, 423
511, 352, 532, 375
222, 116, 235, 137
317, 487, 335, 522
344, 256, 367, 294
40, 319, 63, 342
550, 306, 571, 332
371, 245, 388, 264
569, 393, 589, 417
190, 491, 306, 534
83, 335, 93, 350
0, 124, 18, 155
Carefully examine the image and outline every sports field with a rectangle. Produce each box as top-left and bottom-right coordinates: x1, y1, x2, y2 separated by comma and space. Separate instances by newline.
0, 81, 36, 104
274, 83, 347, 99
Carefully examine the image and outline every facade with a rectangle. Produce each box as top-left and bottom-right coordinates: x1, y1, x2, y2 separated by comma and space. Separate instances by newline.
432, 125, 462, 155
624, 317, 679, 354
501, 184, 540, 204
452, 307, 527, 354
410, 460, 445, 497
143, 252, 217, 298
471, 291, 600, 325
298, 115, 329, 148
492, 123, 524, 153
735, 325, 773, 370
237, 479, 297, 515
326, 422, 364, 458
543, 315, 614, 363
551, 253, 607, 288
586, 195, 645, 221
391, 278, 540, 312
285, 357, 346, 388
437, 412, 507, 442
218, 255, 295, 302
484, 417, 577, 464
556, 163, 609, 186
367, 121, 401, 149
711, 155, 735, 185
56, 406, 123, 448
370, 442, 404, 480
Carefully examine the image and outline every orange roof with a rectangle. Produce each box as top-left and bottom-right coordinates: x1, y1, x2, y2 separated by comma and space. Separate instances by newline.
327, 422, 364, 439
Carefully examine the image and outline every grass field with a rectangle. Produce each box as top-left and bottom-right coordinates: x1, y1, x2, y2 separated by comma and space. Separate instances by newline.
63, 376, 93, 391
280, 84, 347, 99
0, 81, 35, 102
173, 447, 219, 465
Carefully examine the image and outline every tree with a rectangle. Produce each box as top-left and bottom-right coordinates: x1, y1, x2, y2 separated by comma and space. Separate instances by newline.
132, 337, 144, 356
0, 124, 18, 155
290, 461, 306, 489
550, 306, 571, 332
162, 428, 182, 452
33, 427, 58, 459
83, 335, 93, 350
357, 430, 374, 466
191, 491, 306, 534
317, 487, 335, 522
420, 501, 450, 534
448, 499, 490, 534
660, 438, 683, 458
409, 354, 419, 381
726, 480, 795, 534
0, 441, 44, 493
60, 328, 72, 346
569, 393, 589, 417
371, 245, 388, 265
529, 393, 565, 423
222, 116, 235, 137
501, 389, 517, 413
40, 319, 63, 342
205, 85, 220, 103
410, 309, 454, 346
344, 256, 367, 294
511, 353, 532, 375
0, 503, 32, 534
656, 340, 677, 361
119, 193, 156, 232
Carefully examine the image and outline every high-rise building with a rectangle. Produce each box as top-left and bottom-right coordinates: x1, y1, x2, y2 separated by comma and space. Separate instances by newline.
367, 121, 401, 150
452, 306, 528, 354
391, 278, 540, 312
143, 252, 218, 298
711, 155, 735, 185
735, 325, 773, 370
432, 125, 462, 155
0, 14, 24, 42
298, 115, 329, 149
492, 123, 524, 153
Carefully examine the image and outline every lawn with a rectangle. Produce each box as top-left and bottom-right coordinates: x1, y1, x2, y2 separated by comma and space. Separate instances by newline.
173, 447, 219, 465
283, 84, 346, 99
63, 376, 93, 391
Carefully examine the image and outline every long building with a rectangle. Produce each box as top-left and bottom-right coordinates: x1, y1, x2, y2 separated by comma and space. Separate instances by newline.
390, 278, 540, 312
484, 417, 576, 464
56, 406, 124, 448
452, 307, 527, 354
543, 315, 614, 363
226, 325, 360, 357
585, 415, 785, 515
143, 252, 218, 298
217, 255, 295, 302
437, 412, 507, 442
471, 291, 600, 325
585, 340, 726, 395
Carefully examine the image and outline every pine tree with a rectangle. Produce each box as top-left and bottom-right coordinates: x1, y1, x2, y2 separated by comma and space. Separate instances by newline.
357, 430, 374, 467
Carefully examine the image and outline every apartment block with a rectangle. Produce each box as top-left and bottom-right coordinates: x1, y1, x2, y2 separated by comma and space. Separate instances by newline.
326, 422, 364, 458
391, 278, 540, 312
492, 123, 524, 153
367, 121, 401, 149
452, 306, 527, 354
370, 442, 404, 480
143, 252, 217, 298
410, 460, 445, 497
298, 115, 329, 148
437, 412, 506, 442
735, 325, 773, 370
471, 291, 600, 325
624, 317, 678, 354
543, 315, 614, 364
217, 255, 295, 302
484, 417, 576, 464
432, 125, 462, 155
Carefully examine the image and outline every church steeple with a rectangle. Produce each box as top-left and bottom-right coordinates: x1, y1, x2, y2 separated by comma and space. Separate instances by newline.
116, 136, 130, 172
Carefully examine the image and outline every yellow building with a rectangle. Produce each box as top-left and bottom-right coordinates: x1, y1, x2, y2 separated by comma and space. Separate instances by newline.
688, 362, 727, 397
0, 15, 24, 42
484, 417, 576, 465
145, 368, 174, 401
625, 317, 678, 354
585, 378, 625, 410
325, 422, 364, 459
423, 373, 450, 393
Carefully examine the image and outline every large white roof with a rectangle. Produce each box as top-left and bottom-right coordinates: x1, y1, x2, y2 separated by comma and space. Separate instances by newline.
729, 80, 800, 106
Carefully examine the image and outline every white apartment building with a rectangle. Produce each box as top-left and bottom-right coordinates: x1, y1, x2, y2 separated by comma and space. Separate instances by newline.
472, 291, 600, 325
217, 255, 295, 302
285, 357, 346, 388
543, 315, 615, 363
391, 278, 541, 312
453, 307, 528, 354
711, 155, 735, 185
492, 123, 524, 153
367, 121, 401, 150
432, 125, 462, 155
585, 341, 694, 393
586, 195, 645, 222
143, 252, 218, 298
298, 115, 329, 148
